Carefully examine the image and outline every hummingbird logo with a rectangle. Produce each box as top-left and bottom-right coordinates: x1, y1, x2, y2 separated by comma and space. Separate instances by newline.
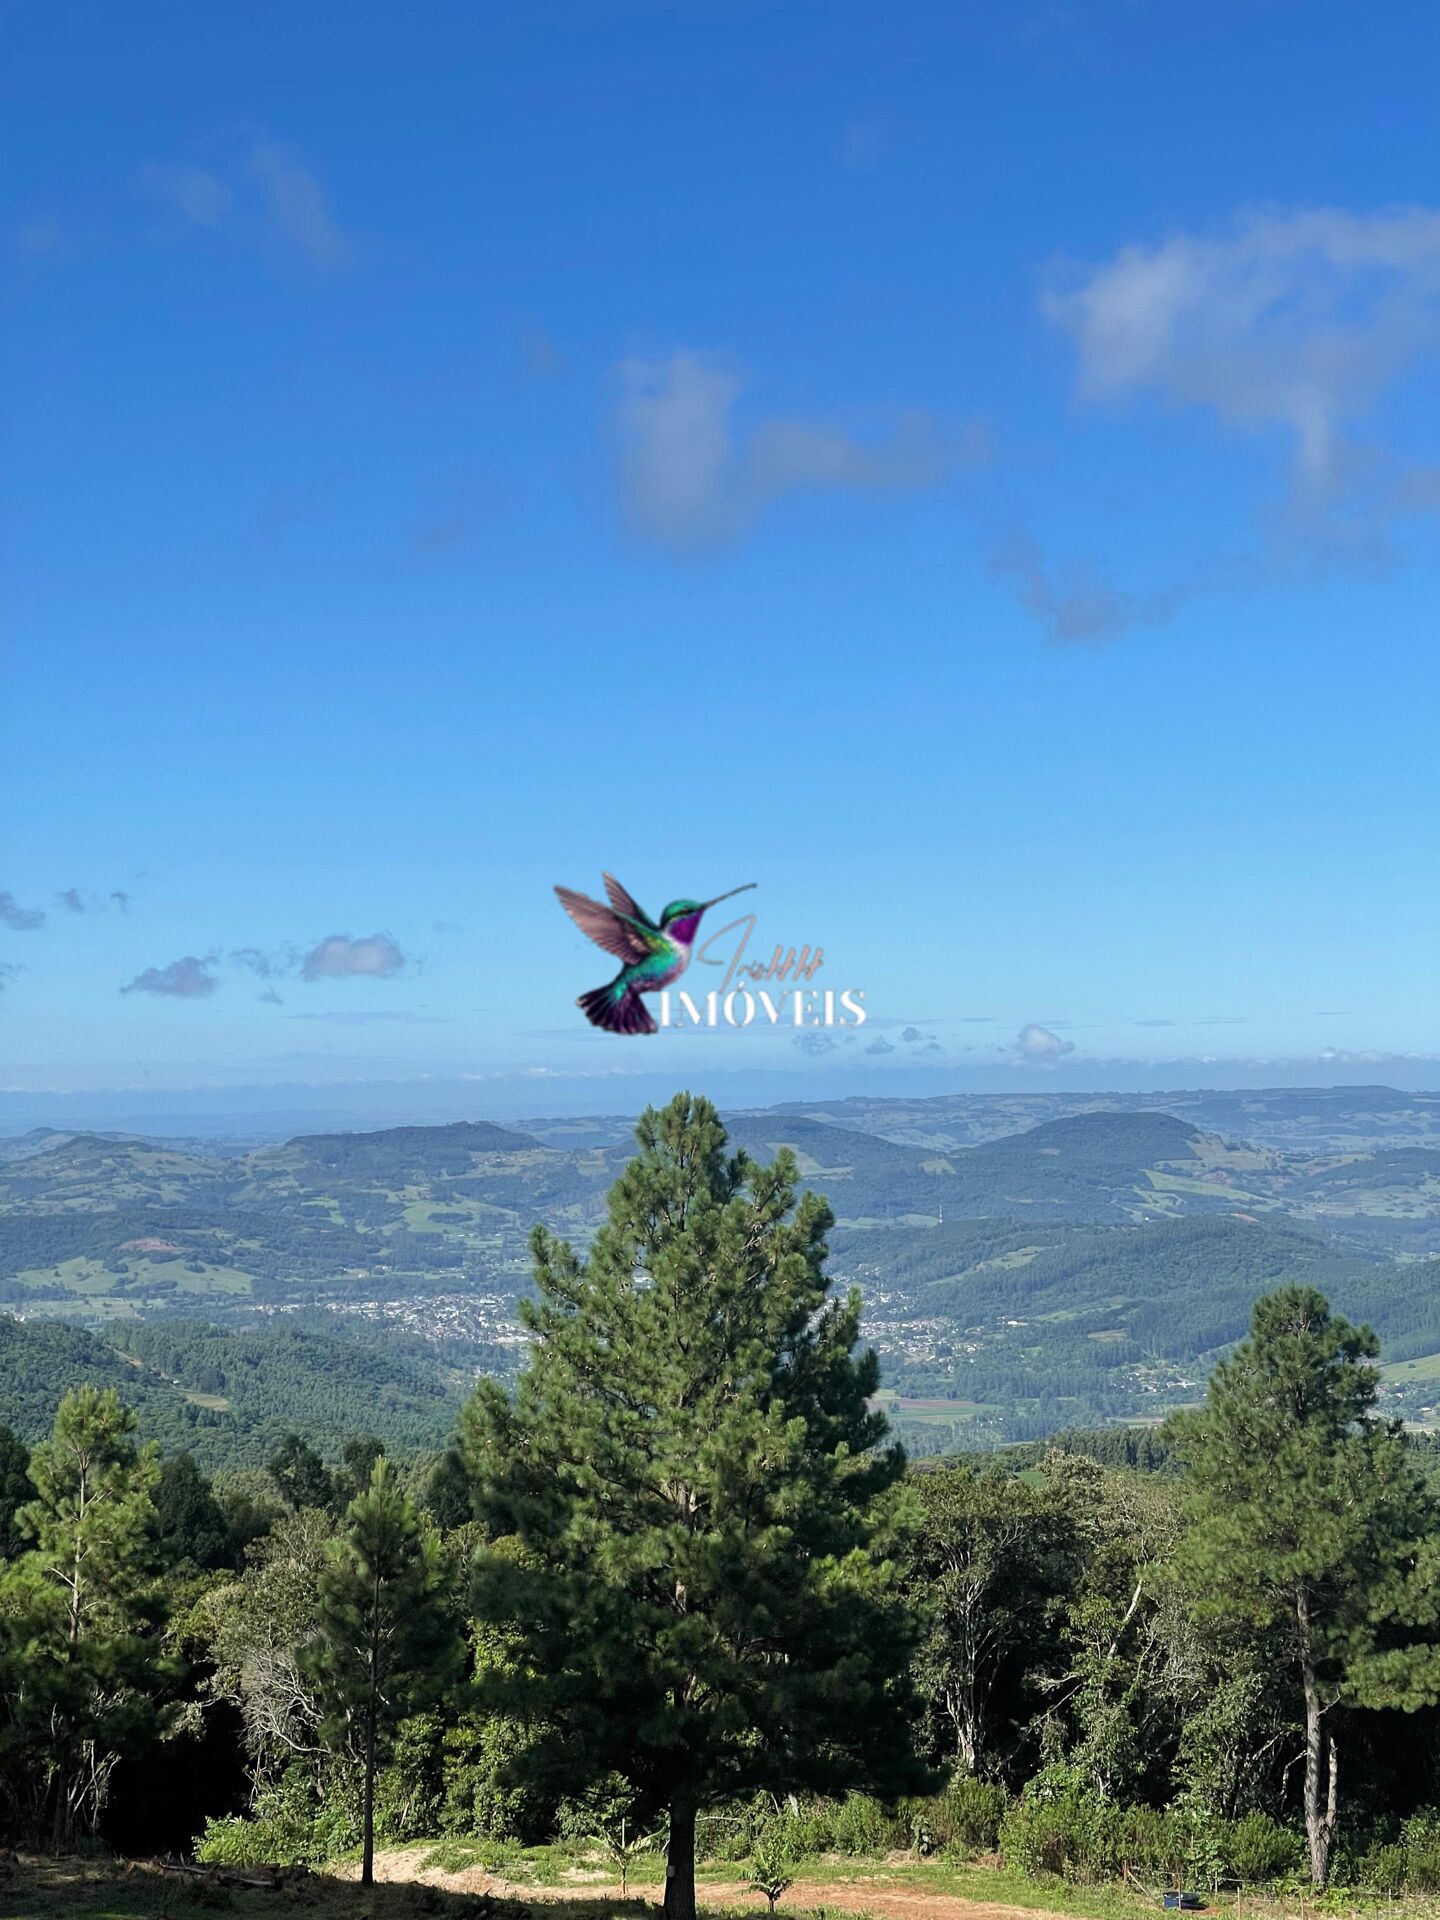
555, 873, 757, 1035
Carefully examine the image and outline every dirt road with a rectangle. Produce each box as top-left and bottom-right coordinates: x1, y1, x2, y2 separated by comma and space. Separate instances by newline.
360, 1850, 1081, 1920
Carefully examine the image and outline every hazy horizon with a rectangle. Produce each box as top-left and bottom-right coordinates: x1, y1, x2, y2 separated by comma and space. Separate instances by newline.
4, 1064, 1438, 1140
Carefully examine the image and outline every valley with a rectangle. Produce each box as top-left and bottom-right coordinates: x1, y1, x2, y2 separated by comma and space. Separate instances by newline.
2, 1086, 1439, 1461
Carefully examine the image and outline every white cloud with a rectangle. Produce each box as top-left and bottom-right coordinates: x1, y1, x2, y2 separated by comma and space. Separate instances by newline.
992, 206, 1440, 639
616, 350, 985, 548
1015, 1022, 1075, 1060
300, 933, 406, 981
1044, 205, 1440, 496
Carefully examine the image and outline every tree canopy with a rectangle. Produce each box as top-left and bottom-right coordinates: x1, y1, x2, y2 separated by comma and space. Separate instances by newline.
462, 1093, 927, 1920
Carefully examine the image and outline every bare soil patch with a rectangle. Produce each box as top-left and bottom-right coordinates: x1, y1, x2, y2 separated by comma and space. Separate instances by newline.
357, 1850, 1080, 1920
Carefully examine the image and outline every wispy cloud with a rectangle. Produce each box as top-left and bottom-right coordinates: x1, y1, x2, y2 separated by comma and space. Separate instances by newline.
121, 955, 218, 998
137, 135, 348, 268
52, 885, 133, 916
1046, 206, 1440, 489
230, 945, 292, 980
138, 162, 233, 228
17, 217, 62, 257
409, 515, 469, 558
616, 350, 986, 549
1030, 203, 1440, 621
840, 120, 884, 171
518, 325, 563, 377
989, 531, 1187, 644
246, 137, 349, 267
0, 891, 45, 931
1319, 1047, 1440, 1065
793, 1031, 840, 1056
0, 963, 21, 992
287, 1009, 446, 1025
300, 933, 406, 981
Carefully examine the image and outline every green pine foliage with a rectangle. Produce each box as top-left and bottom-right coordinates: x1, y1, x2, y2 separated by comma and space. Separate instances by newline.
303, 1458, 461, 1885
1172, 1286, 1436, 1888
461, 1093, 928, 1920
0, 1387, 167, 1846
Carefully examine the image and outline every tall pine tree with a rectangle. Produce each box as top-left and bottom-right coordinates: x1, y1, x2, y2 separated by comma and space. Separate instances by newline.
0, 1386, 164, 1847
303, 1457, 459, 1886
1172, 1286, 1432, 1888
461, 1093, 926, 1920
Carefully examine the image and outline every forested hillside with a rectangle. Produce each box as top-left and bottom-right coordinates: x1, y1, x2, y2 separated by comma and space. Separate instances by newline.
0, 1313, 468, 1467
3, 1086, 1440, 1459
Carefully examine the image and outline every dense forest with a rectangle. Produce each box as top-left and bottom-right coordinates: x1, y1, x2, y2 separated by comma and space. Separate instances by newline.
7, 1095, 1440, 1913
0, 1313, 480, 1467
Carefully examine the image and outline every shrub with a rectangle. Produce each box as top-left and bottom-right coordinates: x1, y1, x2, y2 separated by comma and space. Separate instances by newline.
1000, 1792, 1112, 1881
1403, 1812, 1440, 1892
195, 1768, 358, 1869
828, 1793, 901, 1856
555, 1772, 636, 1845
1117, 1804, 1184, 1878
373, 1713, 446, 1842
196, 1813, 300, 1869
938, 1779, 1007, 1856
1358, 1841, 1406, 1895
439, 1711, 552, 1842
1226, 1810, 1302, 1884
1000, 1790, 1191, 1884
697, 1800, 767, 1863
720, 1793, 902, 1861
749, 1833, 796, 1912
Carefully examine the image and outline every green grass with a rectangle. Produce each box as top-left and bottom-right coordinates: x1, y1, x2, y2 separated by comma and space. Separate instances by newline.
1383, 1351, 1440, 1384
14, 1848, 1440, 1920
1145, 1172, 1271, 1204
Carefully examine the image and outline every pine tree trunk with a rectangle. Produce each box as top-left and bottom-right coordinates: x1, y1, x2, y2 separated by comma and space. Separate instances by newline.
1297, 1586, 1334, 1889
50, 1746, 70, 1853
362, 1703, 377, 1887
362, 1566, 381, 1888
664, 1795, 697, 1920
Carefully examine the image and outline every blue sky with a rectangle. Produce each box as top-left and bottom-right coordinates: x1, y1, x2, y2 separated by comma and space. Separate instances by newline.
3, 0, 1438, 1118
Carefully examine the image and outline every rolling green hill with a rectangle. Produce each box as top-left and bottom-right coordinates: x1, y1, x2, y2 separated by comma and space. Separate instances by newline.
0, 1311, 467, 1469
4, 1091, 1440, 1461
